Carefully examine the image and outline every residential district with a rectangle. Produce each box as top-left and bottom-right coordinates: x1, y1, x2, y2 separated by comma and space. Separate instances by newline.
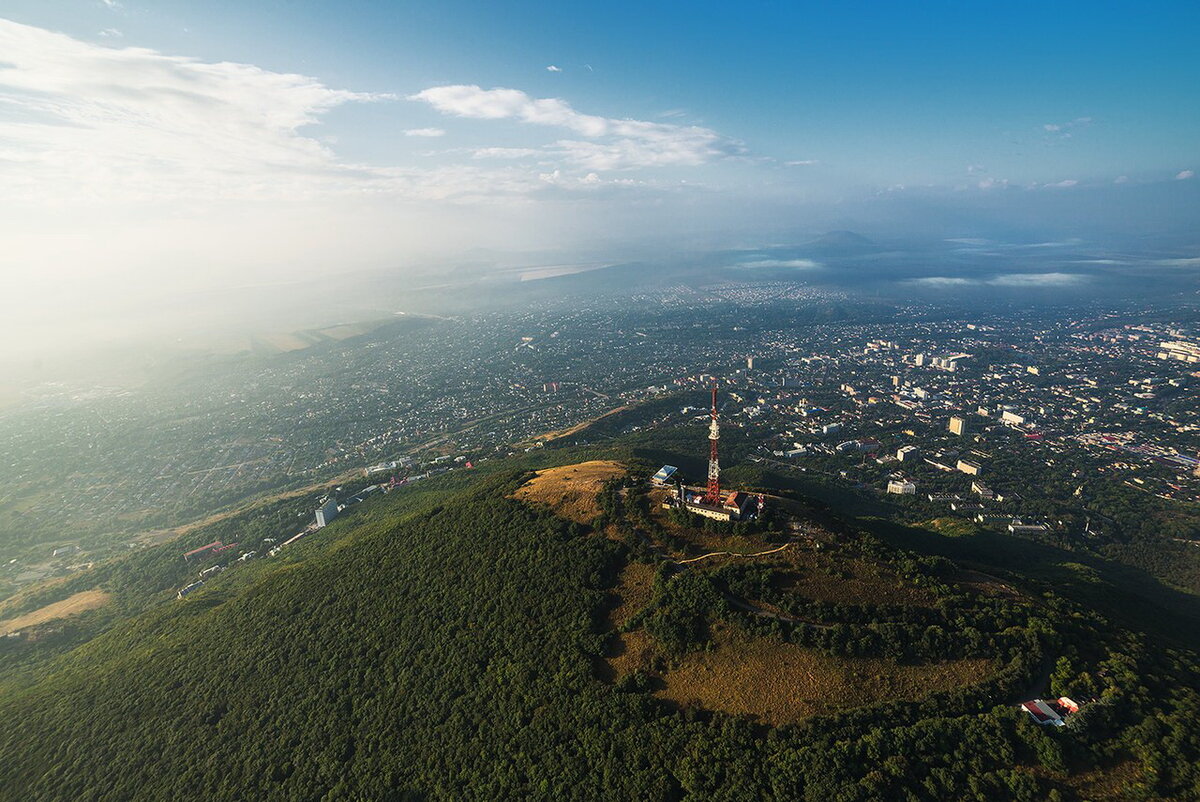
2, 291, 1198, 596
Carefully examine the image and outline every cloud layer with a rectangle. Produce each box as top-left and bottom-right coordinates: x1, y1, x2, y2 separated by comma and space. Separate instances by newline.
912, 272, 1087, 288
0, 18, 396, 203
410, 84, 743, 169
1, 20, 734, 206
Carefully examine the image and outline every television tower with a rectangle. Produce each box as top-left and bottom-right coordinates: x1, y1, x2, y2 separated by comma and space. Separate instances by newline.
703, 384, 721, 505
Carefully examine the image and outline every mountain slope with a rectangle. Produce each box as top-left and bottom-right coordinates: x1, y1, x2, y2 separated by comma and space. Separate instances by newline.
1, 460, 1199, 800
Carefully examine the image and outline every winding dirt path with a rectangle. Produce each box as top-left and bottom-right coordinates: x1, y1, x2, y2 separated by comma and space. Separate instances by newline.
675, 543, 793, 564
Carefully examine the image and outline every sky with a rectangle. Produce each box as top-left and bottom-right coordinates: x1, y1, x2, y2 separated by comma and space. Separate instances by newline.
0, 1, 1198, 356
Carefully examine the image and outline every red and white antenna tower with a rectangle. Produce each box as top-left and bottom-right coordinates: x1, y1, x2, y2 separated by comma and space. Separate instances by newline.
703, 384, 721, 505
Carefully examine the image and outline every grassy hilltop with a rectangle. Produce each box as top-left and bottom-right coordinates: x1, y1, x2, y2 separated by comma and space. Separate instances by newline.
0, 433, 1198, 801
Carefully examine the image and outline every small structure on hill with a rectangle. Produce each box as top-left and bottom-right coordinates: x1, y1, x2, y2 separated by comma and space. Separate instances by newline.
1020, 697, 1081, 726
651, 465, 679, 486
182, 541, 222, 563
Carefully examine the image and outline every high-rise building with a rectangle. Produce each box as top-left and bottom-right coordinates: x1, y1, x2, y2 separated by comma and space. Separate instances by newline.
949, 416, 968, 436
914, 353, 927, 366
746, 356, 755, 369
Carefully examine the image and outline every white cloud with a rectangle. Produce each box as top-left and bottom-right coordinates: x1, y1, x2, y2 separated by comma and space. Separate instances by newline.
911, 277, 976, 287
411, 85, 608, 134
987, 272, 1084, 287
100, 0, 121, 8
1043, 116, 1092, 135
737, 258, 820, 269
1046, 179, 1078, 188
910, 272, 1087, 289
1114, 175, 1129, 184
410, 84, 742, 169
98, 28, 122, 37
0, 18, 402, 203
472, 147, 541, 159
0, 20, 731, 212
1177, 169, 1195, 180
546, 65, 562, 72
977, 177, 1008, 190
785, 159, 819, 166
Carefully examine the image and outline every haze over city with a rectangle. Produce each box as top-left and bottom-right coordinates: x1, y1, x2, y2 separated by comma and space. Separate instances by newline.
1, 1, 1198, 366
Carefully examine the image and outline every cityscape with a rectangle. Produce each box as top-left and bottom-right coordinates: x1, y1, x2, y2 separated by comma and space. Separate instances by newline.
3, 286, 1197, 598
1, 2, 1198, 799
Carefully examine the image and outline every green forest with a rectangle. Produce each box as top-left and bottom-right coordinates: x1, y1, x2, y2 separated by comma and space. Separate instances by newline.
1, 446, 1199, 800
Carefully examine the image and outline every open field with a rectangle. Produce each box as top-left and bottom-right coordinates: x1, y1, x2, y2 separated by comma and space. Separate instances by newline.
511, 460, 626, 524
952, 569, 1027, 602
256, 332, 314, 352
535, 405, 631, 443
776, 550, 940, 607
0, 589, 110, 635
606, 561, 656, 629
654, 625, 995, 725
0, 574, 76, 618
1057, 759, 1145, 801
316, 324, 367, 341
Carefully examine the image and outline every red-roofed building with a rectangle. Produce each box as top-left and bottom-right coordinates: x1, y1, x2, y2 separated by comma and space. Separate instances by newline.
1020, 699, 1065, 726
183, 541, 223, 562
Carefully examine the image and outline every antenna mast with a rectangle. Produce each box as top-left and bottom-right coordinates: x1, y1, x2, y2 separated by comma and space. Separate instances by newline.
703, 384, 721, 505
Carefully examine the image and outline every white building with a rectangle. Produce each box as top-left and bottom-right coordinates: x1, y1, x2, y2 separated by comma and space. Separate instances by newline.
956, 459, 983, 476
315, 497, 339, 528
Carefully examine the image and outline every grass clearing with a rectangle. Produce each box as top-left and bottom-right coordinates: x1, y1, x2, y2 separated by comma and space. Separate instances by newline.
778, 551, 939, 607
0, 589, 110, 635
654, 624, 995, 725
257, 332, 314, 353
535, 405, 632, 443
606, 561, 656, 629
511, 460, 626, 524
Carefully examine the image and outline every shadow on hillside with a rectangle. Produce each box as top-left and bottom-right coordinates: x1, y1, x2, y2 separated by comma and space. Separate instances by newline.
869, 518, 1200, 649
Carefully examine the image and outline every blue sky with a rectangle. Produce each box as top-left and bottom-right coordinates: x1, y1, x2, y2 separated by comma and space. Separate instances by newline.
5, 0, 1198, 191
0, 1, 1197, 351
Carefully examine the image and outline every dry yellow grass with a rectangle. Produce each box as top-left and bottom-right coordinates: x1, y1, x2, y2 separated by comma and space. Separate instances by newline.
535, 405, 631, 443
952, 569, 1027, 602
0, 589, 110, 635
0, 574, 75, 618
607, 561, 656, 629
654, 625, 994, 725
607, 628, 658, 678
511, 460, 626, 524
